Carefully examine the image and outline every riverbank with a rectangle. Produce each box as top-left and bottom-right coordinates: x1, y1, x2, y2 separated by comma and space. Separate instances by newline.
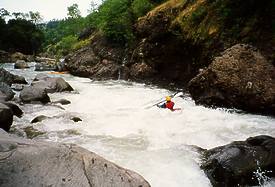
1, 62, 275, 186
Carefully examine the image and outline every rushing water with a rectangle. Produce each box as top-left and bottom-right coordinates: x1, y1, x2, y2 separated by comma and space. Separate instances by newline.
4, 63, 275, 187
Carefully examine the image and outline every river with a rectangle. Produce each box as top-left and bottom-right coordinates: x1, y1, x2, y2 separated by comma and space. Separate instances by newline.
4, 63, 275, 187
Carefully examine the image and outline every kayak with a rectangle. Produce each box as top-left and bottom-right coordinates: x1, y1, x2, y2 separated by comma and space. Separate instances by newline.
48, 71, 69, 74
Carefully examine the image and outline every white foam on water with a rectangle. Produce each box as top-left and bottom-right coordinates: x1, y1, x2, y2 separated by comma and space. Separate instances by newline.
7, 64, 275, 187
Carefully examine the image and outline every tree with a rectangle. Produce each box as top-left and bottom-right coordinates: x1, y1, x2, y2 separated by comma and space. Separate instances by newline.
29, 11, 43, 24
0, 8, 10, 19
88, 1, 98, 13
2, 19, 44, 54
12, 12, 27, 19
67, 4, 81, 19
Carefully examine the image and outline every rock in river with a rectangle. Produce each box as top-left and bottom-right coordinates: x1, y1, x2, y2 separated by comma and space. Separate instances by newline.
0, 129, 151, 187
201, 135, 275, 186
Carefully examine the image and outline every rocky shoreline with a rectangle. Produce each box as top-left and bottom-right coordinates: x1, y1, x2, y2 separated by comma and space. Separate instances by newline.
0, 65, 151, 187
0, 60, 275, 186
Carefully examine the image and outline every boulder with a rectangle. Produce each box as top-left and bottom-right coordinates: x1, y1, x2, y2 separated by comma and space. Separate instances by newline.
0, 82, 15, 101
2, 102, 23, 118
11, 52, 28, 62
31, 115, 50, 123
32, 74, 74, 93
71, 117, 82, 122
0, 50, 11, 63
0, 103, 13, 132
34, 62, 57, 71
0, 130, 151, 187
188, 44, 275, 115
14, 60, 29, 69
11, 84, 24, 91
52, 99, 71, 105
0, 67, 28, 86
19, 86, 50, 104
130, 62, 156, 79
201, 135, 275, 186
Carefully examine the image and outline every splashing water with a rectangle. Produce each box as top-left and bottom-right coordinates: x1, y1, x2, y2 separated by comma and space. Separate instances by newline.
4, 63, 275, 187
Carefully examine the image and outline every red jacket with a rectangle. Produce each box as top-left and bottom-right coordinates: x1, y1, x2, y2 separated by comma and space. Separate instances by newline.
165, 101, 174, 110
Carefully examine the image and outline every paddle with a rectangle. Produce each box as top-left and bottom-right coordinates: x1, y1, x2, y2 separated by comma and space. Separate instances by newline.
145, 92, 183, 109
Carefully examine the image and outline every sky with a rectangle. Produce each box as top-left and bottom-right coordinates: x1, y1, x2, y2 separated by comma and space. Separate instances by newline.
0, 0, 101, 21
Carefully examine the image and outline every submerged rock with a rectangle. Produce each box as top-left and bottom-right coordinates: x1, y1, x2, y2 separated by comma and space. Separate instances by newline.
23, 126, 45, 139
52, 99, 71, 105
31, 115, 50, 123
188, 44, 275, 115
19, 86, 50, 104
71, 117, 82, 122
201, 135, 275, 187
0, 130, 151, 187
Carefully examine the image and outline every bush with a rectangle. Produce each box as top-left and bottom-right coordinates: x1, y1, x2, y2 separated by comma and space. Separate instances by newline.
131, 0, 154, 18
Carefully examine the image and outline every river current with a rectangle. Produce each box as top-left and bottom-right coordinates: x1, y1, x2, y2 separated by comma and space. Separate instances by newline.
4, 63, 275, 187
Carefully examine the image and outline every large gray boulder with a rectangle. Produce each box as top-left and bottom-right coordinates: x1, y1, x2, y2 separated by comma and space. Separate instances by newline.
32, 74, 73, 93
0, 103, 13, 132
0, 68, 28, 86
188, 44, 275, 115
201, 135, 275, 187
19, 86, 50, 104
0, 82, 15, 101
0, 130, 151, 187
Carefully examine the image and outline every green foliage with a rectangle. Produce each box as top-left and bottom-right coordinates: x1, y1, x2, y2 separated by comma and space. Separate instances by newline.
72, 39, 90, 51
47, 35, 78, 57
67, 4, 81, 19
94, 0, 134, 44
131, 0, 154, 18
0, 19, 44, 54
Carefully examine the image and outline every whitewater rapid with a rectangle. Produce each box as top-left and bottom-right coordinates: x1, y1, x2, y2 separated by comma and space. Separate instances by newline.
5, 63, 275, 187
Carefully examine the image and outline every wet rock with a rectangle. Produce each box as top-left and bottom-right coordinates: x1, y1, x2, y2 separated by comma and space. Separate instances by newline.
23, 126, 45, 139
65, 33, 125, 80
19, 86, 50, 104
0, 82, 15, 101
130, 62, 156, 79
52, 99, 71, 105
0, 129, 151, 187
32, 74, 73, 93
0, 67, 28, 86
11, 84, 24, 91
71, 117, 82, 122
14, 60, 29, 69
188, 44, 275, 115
0, 103, 13, 132
31, 115, 50, 123
201, 135, 275, 187
34, 62, 57, 71
2, 102, 23, 118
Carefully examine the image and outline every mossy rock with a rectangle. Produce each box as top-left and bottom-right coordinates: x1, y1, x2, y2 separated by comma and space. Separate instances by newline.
23, 126, 45, 139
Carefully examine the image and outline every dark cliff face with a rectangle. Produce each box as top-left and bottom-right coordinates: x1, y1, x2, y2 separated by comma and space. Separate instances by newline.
130, 0, 274, 84
65, 0, 274, 85
188, 44, 275, 115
